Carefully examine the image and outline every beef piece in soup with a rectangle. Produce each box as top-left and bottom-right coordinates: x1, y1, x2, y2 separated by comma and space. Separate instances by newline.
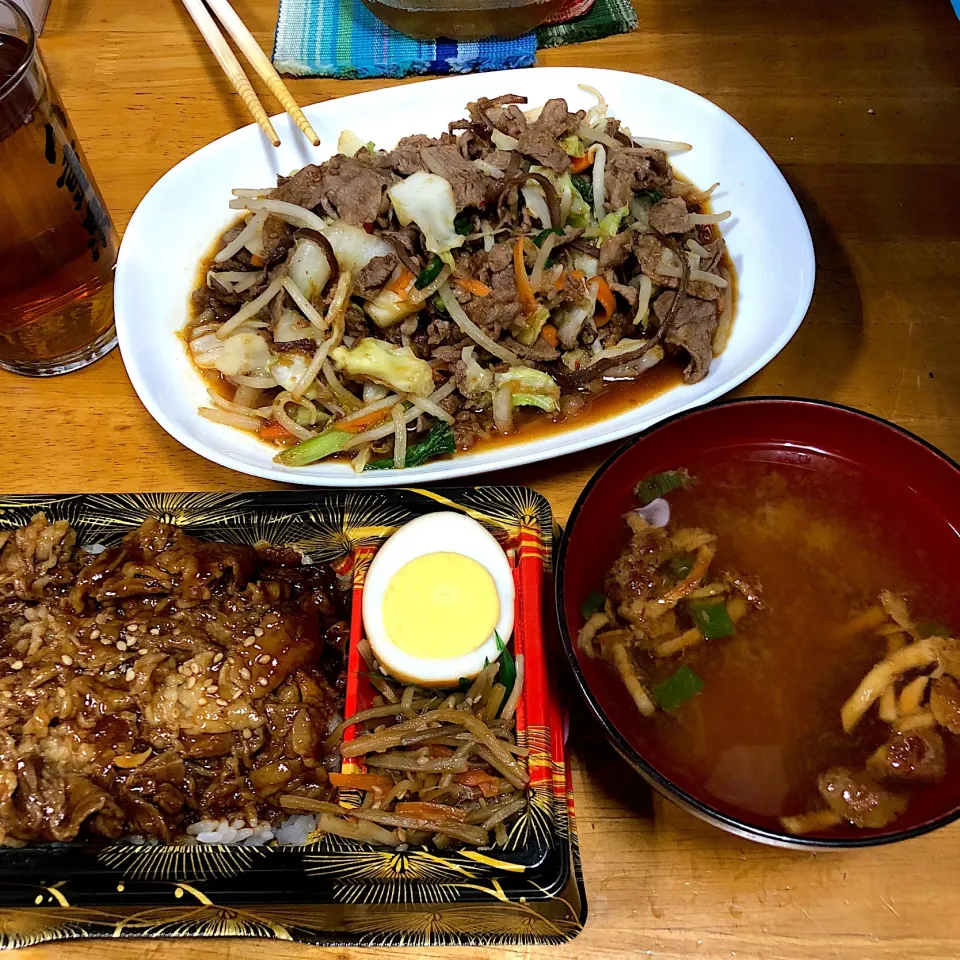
817, 768, 907, 829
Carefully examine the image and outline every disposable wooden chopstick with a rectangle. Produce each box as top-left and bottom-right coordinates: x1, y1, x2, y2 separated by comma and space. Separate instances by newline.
205, 0, 321, 147
180, 0, 280, 147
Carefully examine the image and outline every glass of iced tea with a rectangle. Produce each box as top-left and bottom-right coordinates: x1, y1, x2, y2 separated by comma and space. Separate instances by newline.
0, 0, 117, 376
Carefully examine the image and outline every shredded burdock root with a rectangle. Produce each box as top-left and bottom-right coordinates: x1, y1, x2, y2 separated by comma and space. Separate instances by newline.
286, 666, 529, 849
782, 595, 960, 836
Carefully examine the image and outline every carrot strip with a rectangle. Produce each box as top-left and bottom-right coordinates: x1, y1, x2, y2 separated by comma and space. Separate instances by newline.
591, 276, 616, 326
396, 801, 468, 822
249, 254, 265, 267
452, 276, 492, 297
540, 323, 559, 348
570, 153, 593, 173
513, 236, 539, 317
455, 769, 501, 797
337, 408, 393, 433
330, 772, 394, 792
385, 266, 414, 300
258, 420, 292, 441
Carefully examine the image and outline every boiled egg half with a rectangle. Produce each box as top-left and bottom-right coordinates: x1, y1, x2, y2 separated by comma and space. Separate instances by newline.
362, 512, 515, 688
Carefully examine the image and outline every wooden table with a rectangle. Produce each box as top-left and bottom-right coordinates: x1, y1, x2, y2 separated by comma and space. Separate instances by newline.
10, 0, 960, 956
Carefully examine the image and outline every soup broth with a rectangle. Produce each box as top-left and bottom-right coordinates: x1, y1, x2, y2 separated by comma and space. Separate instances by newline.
580, 456, 960, 837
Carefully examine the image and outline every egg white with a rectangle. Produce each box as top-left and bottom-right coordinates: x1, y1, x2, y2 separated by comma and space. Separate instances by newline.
362, 512, 515, 688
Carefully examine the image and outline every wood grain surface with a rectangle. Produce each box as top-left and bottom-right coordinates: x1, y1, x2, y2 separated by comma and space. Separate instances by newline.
9, 0, 960, 957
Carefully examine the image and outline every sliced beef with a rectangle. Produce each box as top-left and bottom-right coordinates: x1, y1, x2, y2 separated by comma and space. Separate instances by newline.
502, 336, 559, 362
433, 345, 466, 364
270, 164, 326, 209
648, 196, 693, 235
654, 291, 718, 384
453, 408, 491, 451
463, 240, 523, 337
344, 305, 370, 342
382, 134, 436, 175
517, 98, 584, 173
608, 275, 639, 310
381, 226, 424, 273
466, 94, 528, 138
634, 234, 720, 302
316, 154, 392, 225
355, 254, 398, 294
866, 729, 946, 782
604, 148, 670, 211
426, 318, 457, 346
598, 231, 633, 270
817, 768, 907, 829
420, 144, 501, 211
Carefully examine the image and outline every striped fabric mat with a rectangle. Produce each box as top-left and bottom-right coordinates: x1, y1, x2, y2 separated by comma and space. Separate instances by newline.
273, 0, 637, 78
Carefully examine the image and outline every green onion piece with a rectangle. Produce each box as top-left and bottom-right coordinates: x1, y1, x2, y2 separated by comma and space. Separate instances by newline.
274, 429, 351, 468
639, 189, 665, 203
917, 621, 953, 638
653, 665, 704, 713
415, 254, 444, 290
580, 591, 606, 619
635, 469, 693, 505
432, 293, 448, 315
667, 553, 695, 580
495, 631, 516, 707
571, 174, 594, 208
533, 227, 564, 248
366, 421, 455, 471
686, 599, 735, 640
454, 212, 473, 236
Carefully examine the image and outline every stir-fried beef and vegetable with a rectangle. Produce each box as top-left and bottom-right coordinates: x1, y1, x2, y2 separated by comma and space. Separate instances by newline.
186, 87, 733, 471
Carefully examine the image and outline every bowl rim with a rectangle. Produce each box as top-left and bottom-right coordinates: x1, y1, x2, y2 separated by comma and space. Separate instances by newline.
554, 394, 960, 849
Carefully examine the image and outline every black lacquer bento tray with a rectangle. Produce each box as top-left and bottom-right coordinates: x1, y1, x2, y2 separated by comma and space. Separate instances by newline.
0, 489, 586, 948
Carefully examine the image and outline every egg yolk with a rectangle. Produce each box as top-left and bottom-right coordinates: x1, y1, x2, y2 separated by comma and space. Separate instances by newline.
381, 552, 499, 659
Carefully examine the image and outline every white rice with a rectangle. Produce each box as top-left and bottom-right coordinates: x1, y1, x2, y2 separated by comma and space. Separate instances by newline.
273, 814, 318, 845
186, 818, 276, 846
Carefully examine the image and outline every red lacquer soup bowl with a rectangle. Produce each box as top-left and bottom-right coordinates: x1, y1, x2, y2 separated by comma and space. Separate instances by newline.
555, 397, 960, 848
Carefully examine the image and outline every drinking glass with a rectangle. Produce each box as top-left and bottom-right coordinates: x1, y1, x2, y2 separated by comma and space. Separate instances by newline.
0, 0, 117, 376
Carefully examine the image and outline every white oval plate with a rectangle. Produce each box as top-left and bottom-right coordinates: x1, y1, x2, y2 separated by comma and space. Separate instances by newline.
116, 66, 814, 487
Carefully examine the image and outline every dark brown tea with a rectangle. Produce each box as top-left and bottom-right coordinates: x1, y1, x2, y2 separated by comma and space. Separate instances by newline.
0, 26, 117, 375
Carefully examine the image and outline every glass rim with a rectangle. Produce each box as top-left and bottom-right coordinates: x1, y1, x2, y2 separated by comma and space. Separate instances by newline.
0, 0, 36, 105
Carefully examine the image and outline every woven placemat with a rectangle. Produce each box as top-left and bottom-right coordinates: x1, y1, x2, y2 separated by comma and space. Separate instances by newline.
273, 0, 637, 78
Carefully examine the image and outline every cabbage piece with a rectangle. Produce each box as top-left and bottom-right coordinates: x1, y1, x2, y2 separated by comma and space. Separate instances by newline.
271, 353, 312, 393
388, 172, 465, 256
331, 338, 433, 397
337, 129, 366, 157
557, 172, 591, 228
561, 135, 585, 158
512, 305, 551, 346
323, 222, 393, 274
494, 367, 560, 414
364, 290, 423, 329
459, 346, 494, 398
597, 206, 629, 242
274, 308, 314, 344
213, 333, 273, 377
288, 238, 331, 303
